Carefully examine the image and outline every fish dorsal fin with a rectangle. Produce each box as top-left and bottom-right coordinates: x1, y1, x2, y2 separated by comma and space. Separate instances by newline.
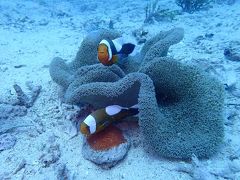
105, 105, 122, 116
130, 104, 138, 109
119, 43, 135, 55
112, 37, 124, 52
83, 115, 96, 134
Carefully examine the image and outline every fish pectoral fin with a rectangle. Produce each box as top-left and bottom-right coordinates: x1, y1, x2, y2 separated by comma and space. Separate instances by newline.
98, 120, 111, 130
112, 55, 118, 63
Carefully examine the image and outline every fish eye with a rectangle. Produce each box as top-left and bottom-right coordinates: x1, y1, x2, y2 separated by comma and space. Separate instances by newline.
98, 44, 108, 50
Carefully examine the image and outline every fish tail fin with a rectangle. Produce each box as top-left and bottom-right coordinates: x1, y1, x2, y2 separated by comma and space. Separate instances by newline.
130, 104, 138, 109
127, 104, 139, 116
127, 107, 139, 116
119, 43, 135, 55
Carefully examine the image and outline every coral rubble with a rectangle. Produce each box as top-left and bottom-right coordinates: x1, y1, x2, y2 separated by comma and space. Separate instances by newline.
224, 41, 240, 62
0, 133, 17, 151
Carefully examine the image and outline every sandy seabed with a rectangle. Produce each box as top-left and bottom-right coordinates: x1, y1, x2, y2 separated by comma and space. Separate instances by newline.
0, 0, 240, 179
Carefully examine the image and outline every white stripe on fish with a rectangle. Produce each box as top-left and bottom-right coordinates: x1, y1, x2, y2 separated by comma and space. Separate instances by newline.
83, 115, 96, 134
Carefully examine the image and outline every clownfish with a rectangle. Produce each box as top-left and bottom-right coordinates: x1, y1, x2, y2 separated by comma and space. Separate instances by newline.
97, 37, 136, 66
80, 105, 138, 136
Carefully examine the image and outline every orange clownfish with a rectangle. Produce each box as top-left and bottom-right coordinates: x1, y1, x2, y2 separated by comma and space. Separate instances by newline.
97, 38, 135, 66
80, 105, 138, 136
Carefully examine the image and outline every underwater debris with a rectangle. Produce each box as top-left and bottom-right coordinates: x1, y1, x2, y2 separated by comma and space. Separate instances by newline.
194, 33, 214, 45
38, 18, 49, 26
108, 19, 114, 30
56, 164, 70, 180
0, 133, 17, 151
0, 82, 41, 122
224, 41, 240, 62
14, 64, 26, 69
83, 18, 114, 32
191, 154, 215, 179
215, 0, 236, 5
13, 159, 26, 175
39, 144, 61, 168
0, 64, 8, 72
132, 28, 148, 44
144, 0, 180, 23
176, 0, 211, 13
224, 71, 240, 98
13, 82, 42, 108
175, 154, 215, 179
82, 125, 130, 169
0, 104, 27, 120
